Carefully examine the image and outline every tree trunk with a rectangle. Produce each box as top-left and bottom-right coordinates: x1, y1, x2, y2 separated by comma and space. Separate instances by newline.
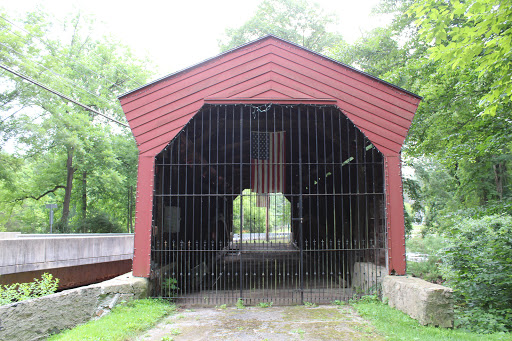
60, 147, 75, 230
493, 162, 506, 201
82, 170, 87, 232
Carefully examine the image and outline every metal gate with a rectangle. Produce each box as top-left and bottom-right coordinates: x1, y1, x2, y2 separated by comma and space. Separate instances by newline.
151, 104, 386, 305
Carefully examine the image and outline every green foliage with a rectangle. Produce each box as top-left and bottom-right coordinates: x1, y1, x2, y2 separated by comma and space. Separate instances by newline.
352, 298, 510, 340
232, 190, 291, 234
48, 299, 175, 340
407, 233, 448, 255
0, 273, 59, 306
236, 298, 245, 309
77, 211, 124, 233
218, 0, 343, 53
163, 277, 179, 298
331, 299, 346, 306
407, 257, 443, 284
303, 301, 317, 308
409, 0, 512, 117
0, 9, 149, 232
441, 215, 512, 333
257, 301, 273, 308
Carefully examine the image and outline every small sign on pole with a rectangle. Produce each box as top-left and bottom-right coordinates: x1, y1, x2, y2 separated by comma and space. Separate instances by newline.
46, 204, 58, 233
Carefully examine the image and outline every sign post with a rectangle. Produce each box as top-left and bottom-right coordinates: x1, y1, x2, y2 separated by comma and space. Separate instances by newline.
45, 204, 58, 233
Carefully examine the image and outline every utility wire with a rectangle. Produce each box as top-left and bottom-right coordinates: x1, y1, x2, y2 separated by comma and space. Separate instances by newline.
0, 14, 144, 89
0, 63, 129, 128
0, 41, 115, 110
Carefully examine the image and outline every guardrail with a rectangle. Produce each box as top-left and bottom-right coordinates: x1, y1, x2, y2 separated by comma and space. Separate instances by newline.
0, 233, 134, 275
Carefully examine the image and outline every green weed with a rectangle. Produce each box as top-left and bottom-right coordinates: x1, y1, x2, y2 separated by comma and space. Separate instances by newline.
48, 299, 175, 340
236, 298, 245, 309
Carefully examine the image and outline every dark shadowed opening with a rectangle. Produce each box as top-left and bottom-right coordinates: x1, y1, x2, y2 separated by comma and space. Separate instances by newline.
150, 103, 385, 305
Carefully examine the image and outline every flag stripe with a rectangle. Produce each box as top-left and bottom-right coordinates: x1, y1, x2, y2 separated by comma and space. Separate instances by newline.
251, 131, 286, 196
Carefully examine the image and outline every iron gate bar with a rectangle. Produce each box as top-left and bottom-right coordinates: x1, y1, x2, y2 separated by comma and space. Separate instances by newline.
151, 104, 386, 304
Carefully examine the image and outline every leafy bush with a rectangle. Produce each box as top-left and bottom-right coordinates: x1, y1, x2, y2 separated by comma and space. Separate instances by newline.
77, 212, 124, 233
407, 234, 448, 254
0, 273, 59, 306
406, 234, 447, 283
407, 257, 443, 283
441, 215, 512, 333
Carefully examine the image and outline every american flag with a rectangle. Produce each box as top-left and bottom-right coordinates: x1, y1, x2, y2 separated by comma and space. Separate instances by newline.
251, 131, 286, 206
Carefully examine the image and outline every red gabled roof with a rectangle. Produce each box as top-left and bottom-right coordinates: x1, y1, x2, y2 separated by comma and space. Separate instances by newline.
119, 35, 421, 157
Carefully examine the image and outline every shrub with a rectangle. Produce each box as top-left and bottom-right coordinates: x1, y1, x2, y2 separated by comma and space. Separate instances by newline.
78, 212, 124, 233
406, 234, 447, 283
441, 215, 512, 333
0, 273, 59, 306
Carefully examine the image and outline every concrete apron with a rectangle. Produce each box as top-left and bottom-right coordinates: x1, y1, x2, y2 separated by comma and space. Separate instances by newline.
137, 305, 384, 341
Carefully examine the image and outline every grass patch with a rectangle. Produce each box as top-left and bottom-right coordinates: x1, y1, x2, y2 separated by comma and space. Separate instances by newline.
48, 299, 175, 341
352, 299, 511, 341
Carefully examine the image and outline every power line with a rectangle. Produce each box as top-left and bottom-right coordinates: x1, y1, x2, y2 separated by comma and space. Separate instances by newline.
0, 63, 129, 128
0, 41, 113, 109
0, 41, 116, 110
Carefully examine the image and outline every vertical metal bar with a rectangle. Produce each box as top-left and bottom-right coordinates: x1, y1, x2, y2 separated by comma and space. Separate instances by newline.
239, 105, 244, 301
297, 105, 304, 304
321, 107, 329, 298
215, 105, 220, 301
305, 105, 312, 302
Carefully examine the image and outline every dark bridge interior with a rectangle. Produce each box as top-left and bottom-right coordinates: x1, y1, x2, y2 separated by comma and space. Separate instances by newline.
151, 103, 386, 305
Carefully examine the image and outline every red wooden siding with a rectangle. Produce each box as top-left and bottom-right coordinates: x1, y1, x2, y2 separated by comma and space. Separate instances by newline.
120, 36, 420, 158
119, 35, 421, 277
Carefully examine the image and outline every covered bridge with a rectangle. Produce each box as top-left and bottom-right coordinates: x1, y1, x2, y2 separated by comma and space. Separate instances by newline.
118, 35, 421, 304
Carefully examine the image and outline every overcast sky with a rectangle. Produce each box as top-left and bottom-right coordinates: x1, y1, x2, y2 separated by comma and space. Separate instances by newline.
2, 0, 389, 80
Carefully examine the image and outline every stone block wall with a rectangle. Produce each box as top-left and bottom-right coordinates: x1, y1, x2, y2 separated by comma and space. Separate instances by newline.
0, 272, 148, 341
352, 262, 386, 293
382, 275, 454, 327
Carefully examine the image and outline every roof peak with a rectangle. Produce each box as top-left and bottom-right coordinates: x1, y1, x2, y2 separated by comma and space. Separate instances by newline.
118, 35, 421, 100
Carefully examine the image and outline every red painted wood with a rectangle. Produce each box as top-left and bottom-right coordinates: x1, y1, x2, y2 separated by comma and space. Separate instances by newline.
127, 64, 411, 154
385, 155, 407, 275
130, 78, 407, 156
119, 36, 421, 277
264, 42, 421, 108
119, 39, 277, 107
205, 98, 338, 105
132, 155, 155, 277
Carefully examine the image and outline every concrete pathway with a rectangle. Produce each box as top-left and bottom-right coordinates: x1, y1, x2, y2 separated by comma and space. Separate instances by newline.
137, 305, 384, 340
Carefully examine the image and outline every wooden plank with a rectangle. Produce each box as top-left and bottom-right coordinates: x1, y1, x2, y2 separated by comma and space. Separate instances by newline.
266, 47, 416, 120
123, 55, 275, 116
267, 63, 412, 129
132, 155, 155, 277
228, 81, 312, 99
119, 38, 275, 106
266, 39, 421, 106
129, 67, 277, 135
121, 44, 276, 113
130, 68, 408, 153
385, 155, 406, 274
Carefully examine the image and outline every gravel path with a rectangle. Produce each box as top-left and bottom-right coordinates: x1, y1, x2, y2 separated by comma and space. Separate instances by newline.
136, 304, 384, 341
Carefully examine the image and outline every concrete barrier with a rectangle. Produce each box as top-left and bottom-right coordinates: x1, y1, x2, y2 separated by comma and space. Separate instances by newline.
382, 275, 454, 327
0, 233, 134, 275
0, 272, 149, 341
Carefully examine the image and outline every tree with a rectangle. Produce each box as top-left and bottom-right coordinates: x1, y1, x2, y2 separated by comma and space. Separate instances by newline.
409, 0, 512, 116
218, 0, 343, 53
0, 8, 153, 231
328, 0, 511, 221
232, 190, 291, 233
